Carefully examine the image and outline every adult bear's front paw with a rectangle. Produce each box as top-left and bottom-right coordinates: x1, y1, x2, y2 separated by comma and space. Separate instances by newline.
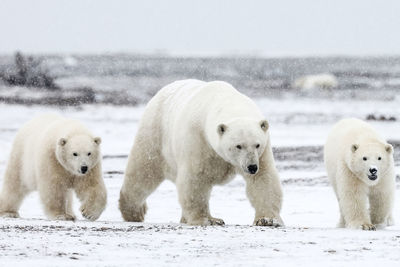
254, 217, 283, 227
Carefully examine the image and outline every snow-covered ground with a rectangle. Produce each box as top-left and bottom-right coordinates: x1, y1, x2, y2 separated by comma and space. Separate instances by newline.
0, 97, 399, 266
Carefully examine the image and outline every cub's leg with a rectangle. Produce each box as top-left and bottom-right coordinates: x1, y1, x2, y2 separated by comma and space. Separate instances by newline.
387, 214, 395, 226
74, 166, 107, 221
38, 177, 75, 221
336, 169, 375, 230
0, 152, 28, 218
369, 178, 395, 227
337, 214, 345, 228
65, 190, 75, 217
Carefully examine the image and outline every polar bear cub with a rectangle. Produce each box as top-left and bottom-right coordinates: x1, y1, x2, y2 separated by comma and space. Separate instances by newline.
119, 79, 283, 226
0, 114, 107, 221
324, 118, 395, 230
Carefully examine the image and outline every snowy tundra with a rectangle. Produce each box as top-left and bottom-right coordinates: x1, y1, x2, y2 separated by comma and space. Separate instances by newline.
120, 80, 283, 227
0, 97, 399, 266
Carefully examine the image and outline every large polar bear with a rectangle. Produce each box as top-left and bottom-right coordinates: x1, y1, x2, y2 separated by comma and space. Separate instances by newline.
119, 79, 283, 226
324, 118, 395, 230
0, 114, 107, 221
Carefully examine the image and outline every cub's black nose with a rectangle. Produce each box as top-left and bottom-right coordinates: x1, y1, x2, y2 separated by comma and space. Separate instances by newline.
247, 164, 258, 174
81, 166, 88, 174
369, 168, 377, 175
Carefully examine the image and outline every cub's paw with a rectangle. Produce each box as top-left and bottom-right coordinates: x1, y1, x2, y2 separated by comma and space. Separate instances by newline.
54, 213, 76, 221
208, 217, 225, 226
0, 211, 20, 218
180, 216, 187, 224
361, 223, 376, 231
80, 204, 102, 221
186, 217, 225, 226
254, 217, 283, 227
347, 222, 376, 231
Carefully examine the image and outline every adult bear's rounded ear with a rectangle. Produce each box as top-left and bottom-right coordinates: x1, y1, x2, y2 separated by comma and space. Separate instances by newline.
260, 120, 269, 132
94, 137, 102, 145
58, 138, 67, 146
217, 124, 227, 136
385, 143, 393, 154
351, 144, 359, 152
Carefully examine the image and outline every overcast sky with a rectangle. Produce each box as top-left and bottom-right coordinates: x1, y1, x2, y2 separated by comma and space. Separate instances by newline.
0, 0, 399, 56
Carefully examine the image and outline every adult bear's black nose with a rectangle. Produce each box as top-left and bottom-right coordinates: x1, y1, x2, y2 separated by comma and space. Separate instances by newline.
247, 164, 258, 174
81, 165, 88, 174
369, 168, 377, 175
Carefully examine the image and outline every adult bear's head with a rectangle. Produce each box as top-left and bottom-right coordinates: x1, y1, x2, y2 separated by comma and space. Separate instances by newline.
216, 118, 269, 175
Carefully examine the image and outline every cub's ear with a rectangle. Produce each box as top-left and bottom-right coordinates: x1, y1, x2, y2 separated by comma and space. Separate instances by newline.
58, 138, 67, 146
351, 144, 359, 152
217, 124, 227, 136
94, 137, 102, 145
385, 144, 393, 153
260, 120, 269, 132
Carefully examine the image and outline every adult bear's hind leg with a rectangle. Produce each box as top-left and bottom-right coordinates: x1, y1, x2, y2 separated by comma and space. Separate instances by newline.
119, 137, 165, 222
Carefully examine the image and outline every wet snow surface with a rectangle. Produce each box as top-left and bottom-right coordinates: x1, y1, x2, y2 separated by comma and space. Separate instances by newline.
0, 97, 400, 266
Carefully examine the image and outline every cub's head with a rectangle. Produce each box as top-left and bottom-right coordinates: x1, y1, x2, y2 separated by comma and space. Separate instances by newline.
347, 142, 393, 185
217, 118, 269, 175
56, 134, 102, 176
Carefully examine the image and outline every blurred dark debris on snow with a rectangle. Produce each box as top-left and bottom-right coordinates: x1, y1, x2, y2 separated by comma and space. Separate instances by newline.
0, 53, 400, 106
366, 114, 397, 122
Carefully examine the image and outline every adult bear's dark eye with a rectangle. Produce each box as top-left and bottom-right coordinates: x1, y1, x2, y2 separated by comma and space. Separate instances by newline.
73, 153, 78, 157
87, 152, 91, 156
378, 157, 382, 160
363, 157, 367, 161
256, 144, 260, 148
236, 145, 242, 150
